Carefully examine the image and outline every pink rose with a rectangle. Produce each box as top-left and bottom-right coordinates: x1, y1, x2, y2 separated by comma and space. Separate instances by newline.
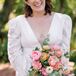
40, 68, 48, 76
48, 56, 57, 67
32, 51, 41, 61
53, 61, 62, 70
50, 44, 61, 51
32, 61, 42, 70
55, 50, 62, 57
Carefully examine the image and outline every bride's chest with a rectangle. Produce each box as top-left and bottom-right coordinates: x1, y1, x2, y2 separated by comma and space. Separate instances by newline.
18, 17, 64, 48
26, 16, 51, 33
25, 17, 51, 43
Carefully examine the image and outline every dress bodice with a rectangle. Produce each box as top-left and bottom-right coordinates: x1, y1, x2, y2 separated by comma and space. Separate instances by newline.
19, 13, 64, 50
7, 13, 72, 76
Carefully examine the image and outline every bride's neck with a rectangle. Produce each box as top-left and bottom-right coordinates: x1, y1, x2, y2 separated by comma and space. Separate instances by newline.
32, 10, 45, 17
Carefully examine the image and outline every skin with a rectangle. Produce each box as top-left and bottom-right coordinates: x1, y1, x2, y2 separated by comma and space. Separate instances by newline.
25, 0, 53, 44
25, 0, 46, 17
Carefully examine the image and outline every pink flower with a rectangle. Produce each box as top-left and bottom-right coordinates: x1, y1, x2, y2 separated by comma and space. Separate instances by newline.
48, 56, 57, 67
40, 68, 48, 76
61, 56, 69, 65
53, 61, 62, 70
32, 51, 41, 61
55, 50, 62, 57
49, 50, 54, 55
50, 44, 61, 51
32, 61, 42, 70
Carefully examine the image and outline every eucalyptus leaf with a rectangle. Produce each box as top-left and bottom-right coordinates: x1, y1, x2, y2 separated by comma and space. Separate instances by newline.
49, 71, 61, 76
35, 47, 39, 50
29, 70, 42, 76
41, 60, 49, 66
64, 52, 70, 58
43, 38, 50, 45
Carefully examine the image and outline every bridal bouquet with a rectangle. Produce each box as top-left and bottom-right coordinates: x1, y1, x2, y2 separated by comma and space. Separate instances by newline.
29, 38, 69, 76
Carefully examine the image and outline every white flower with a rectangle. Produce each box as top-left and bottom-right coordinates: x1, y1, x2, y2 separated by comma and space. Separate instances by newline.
46, 66, 53, 74
39, 47, 43, 51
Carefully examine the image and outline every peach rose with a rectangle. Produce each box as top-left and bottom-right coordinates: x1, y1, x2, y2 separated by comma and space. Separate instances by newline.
40, 52, 49, 61
55, 50, 62, 57
48, 56, 57, 67
53, 61, 62, 70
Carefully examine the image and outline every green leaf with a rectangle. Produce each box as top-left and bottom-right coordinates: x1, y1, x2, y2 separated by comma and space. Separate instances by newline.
43, 38, 50, 45
35, 47, 39, 50
29, 70, 42, 76
49, 71, 60, 76
41, 60, 49, 66
64, 52, 70, 58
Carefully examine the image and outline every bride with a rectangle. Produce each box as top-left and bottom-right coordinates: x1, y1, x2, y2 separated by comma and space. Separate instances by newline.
7, 0, 72, 76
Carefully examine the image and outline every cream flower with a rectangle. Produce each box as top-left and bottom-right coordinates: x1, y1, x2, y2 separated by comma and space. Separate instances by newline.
43, 45, 50, 50
46, 66, 53, 74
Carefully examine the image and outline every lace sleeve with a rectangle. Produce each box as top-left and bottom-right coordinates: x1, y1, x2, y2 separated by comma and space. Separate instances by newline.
62, 14, 72, 54
61, 14, 72, 71
7, 19, 26, 76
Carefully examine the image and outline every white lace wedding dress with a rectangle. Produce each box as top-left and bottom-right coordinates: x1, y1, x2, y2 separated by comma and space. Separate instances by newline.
7, 13, 72, 76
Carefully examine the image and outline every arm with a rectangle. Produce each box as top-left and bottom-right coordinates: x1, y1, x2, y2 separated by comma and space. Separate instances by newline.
61, 14, 72, 74
7, 19, 26, 76
62, 14, 72, 54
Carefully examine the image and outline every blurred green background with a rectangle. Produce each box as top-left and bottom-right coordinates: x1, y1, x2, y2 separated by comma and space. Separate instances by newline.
0, 0, 76, 75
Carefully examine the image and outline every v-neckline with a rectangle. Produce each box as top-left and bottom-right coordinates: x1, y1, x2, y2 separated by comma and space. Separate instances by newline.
23, 12, 56, 48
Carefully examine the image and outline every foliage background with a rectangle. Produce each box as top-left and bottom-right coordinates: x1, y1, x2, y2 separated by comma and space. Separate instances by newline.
0, 0, 76, 75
